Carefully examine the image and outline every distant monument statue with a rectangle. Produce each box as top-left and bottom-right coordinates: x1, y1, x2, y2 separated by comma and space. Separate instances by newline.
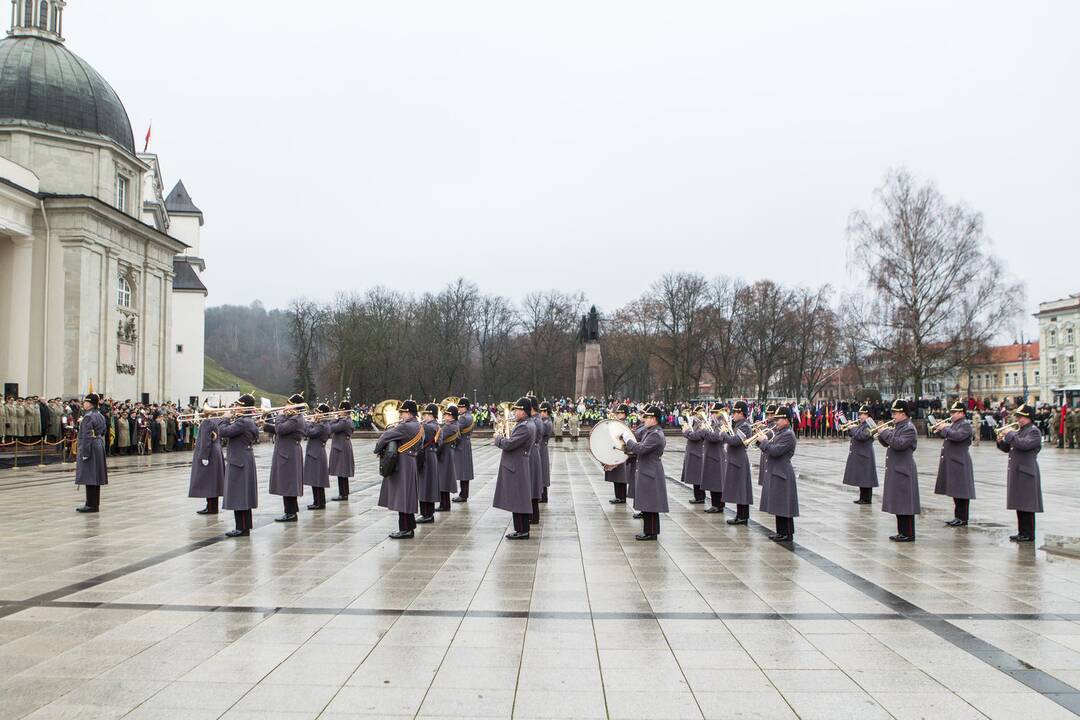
574, 306, 604, 399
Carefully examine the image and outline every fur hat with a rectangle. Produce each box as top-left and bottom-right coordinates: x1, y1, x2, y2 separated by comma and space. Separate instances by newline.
444, 405, 459, 420
399, 399, 418, 415
237, 393, 256, 408
890, 399, 910, 415
858, 404, 871, 415
732, 401, 749, 415
514, 397, 531, 412
540, 401, 552, 413
424, 403, 439, 416
457, 397, 471, 409
616, 403, 630, 415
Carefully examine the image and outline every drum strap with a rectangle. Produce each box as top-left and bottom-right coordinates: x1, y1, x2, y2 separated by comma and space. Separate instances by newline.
399, 426, 424, 454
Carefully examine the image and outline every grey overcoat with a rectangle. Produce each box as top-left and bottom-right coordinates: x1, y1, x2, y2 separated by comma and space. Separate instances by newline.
327, 416, 355, 478
934, 420, 975, 499
758, 427, 798, 518
540, 417, 553, 488
842, 423, 879, 489
681, 424, 706, 486
627, 425, 669, 513
493, 420, 534, 514
302, 420, 330, 489
438, 419, 459, 494
220, 417, 259, 511
701, 425, 726, 493
188, 417, 225, 498
375, 419, 422, 513
528, 415, 543, 499
878, 420, 920, 515
418, 420, 441, 504
75, 410, 108, 486
998, 424, 1044, 513
721, 420, 754, 505
456, 410, 475, 482
264, 415, 304, 497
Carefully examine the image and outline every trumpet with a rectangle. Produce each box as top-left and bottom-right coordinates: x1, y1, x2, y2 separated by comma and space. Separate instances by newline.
928, 417, 951, 434
742, 425, 778, 447
868, 419, 896, 437
994, 420, 1021, 439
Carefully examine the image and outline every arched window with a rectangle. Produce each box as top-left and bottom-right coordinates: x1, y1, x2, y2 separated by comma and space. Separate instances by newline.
38, 0, 48, 29
50, 3, 58, 31
117, 276, 132, 308
23, 0, 33, 26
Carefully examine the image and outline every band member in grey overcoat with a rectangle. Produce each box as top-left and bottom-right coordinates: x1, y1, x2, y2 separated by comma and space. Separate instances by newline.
602, 404, 631, 504
758, 406, 798, 541
528, 397, 544, 524
629, 420, 646, 518
539, 401, 554, 503
219, 394, 260, 537
996, 403, 1043, 542
189, 414, 225, 514
624, 404, 668, 540
453, 398, 475, 502
417, 403, 442, 523
438, 405, 460, 511
721, 401, 753, 524
302, 404, 331, 510
263, 393, 307, 522
375, 400, 423, 539
843, 405, 879, 505
328, 401, 355, 501
75, 393, 108, 512
934, 400, 976, 527
494, 397, 535, 539
877, 399, 920, 542
700, 402, 727, 514
682, 406, 708, 504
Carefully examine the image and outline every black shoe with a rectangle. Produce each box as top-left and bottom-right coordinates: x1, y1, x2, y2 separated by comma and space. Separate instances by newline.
331, 496, 349, 501
505, 531, 530, 540
609, 498, 626, 504
196, 507, 217, 515
225, 529, 249, 537
726, 518, 748, 525
853, 499, 872, 505
275, 514, 298, 522
768, 533, 792, 541
889, 534, 914, 542
633, 512, 644, 519
307, 504, 326, 510
704, 506, 721, 514
452, 496, 467, 503
389, 530, 414, 539
434, 506, 449, 512
635, 533, 658, 541
416, 515, 434, 524
539, 498, 548, 504
945, 519, 967, 527
1009, 534, 1034, 542
75, 506, 99, 513
689, 499, 705, 505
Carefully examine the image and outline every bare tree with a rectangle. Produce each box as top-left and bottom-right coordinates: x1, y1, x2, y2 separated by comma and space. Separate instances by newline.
784, 287, 841, 402
287, 297, 323, 402
642, 272, 710, 401
518, 290, 585, 397
472, 294, 518, 402
701, 276, 745, 399
848, 169, 1024, 403
737, 280, 795, 400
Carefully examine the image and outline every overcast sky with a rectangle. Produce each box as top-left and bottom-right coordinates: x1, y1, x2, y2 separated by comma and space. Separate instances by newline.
75, 1, 1078, 336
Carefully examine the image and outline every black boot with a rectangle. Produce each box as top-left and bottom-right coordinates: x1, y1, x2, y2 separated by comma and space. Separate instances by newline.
308, 487, 326, 510
854, 487, 873, 504
76, 485, 100, 512
453, 481, 470, 502
332, 477, 350, 501
438, 492, 451, 511
197, 497, 219, 515
226, 510, 250, 537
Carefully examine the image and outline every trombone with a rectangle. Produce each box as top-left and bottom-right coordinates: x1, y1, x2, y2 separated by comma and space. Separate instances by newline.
303, 408, 352, 423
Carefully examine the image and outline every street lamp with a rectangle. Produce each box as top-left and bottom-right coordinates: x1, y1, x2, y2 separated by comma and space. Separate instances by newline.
1020, 333, 1030, 403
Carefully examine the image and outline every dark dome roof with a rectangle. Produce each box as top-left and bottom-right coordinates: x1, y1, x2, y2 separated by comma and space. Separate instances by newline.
0, 36, 135, 154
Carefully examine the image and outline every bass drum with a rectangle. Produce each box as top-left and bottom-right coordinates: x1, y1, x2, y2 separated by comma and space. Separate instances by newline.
589, 419, 634, 467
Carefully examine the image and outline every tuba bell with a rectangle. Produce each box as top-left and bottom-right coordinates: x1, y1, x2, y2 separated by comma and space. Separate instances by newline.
493, 401, 517, 438
372, 399, 402, 431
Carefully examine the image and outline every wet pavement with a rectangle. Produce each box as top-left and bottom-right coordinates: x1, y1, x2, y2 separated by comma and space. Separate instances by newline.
1, 435, 1080, 719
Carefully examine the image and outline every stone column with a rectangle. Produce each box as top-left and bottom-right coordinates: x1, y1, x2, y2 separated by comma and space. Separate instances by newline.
5, 235, 34, 392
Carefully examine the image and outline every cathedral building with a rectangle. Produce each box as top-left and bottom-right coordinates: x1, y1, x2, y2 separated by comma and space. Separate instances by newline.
0, 0, 209, 403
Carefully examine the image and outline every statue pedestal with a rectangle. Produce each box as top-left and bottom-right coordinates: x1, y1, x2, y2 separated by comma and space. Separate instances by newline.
575, 341, 604, 399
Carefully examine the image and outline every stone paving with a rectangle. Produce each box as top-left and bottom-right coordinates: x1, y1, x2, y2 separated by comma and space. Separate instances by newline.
2, 436, 1080, 719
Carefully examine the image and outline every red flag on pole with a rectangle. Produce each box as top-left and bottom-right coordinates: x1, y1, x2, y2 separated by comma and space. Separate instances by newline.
1061, 405, 1068, 437
143, 123, 152, 153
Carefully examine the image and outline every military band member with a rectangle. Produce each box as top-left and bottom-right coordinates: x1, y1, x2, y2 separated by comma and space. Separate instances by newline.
877, 399, 919, 542
997, 403, 1043, 542
303, 404, 332, 510
757, 404, 777, 486
567, 406, 580, 442
418, 403, 442, 523
629, 411, 646, 519
438, 404, 460, 511
683, 406, 707, 504
219, 394, 260, 537
700, 402, 726, 513
934, 400, 975, 527
843, 405, 879, 505
624, 404, 667, 540
539, 401, 554, 502
453, 398, 475, 502
493, 397, 534, 539
604, 404, 631, 503
264, 393, 307, 522
75, 392, 108, 513
527, 397, 544, 524
758, 406, 798, 541
721, 401, 753, 524
328, 401, 355, 501
375, 400, 424, 539
188, 412, 225, 514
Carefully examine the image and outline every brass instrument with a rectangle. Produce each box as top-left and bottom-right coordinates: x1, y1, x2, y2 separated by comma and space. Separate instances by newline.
711, 410, 732, 435
868, 419, 896, 437
834, 412, 863, 432
994, 420, 1021, 440
742, 424, 778, 447
176, 406, 231, 423
303, 408, 352, 423
493, 401, 517, 438
371, 399, 403, 431
928, 416, 951, 434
